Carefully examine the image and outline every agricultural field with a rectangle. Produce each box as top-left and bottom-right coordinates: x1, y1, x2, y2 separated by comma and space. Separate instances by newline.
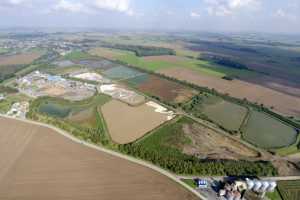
76, 59, 118, 71
63, 51, 96, 61
242, 110, 298, 149
183, 93, 248, 132
0, 51, 44, 82
89, 47, 256, 78
0, 52, 42, 66
126, 74, 196, 104
102, 65, 144, 80
0, 117, 198, 200
277, 180, 300, 200
101, 100, 174, 144
160, 67, 300, 117
89, 47, 129, 60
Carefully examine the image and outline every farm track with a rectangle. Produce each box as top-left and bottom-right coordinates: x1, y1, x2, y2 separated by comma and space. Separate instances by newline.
0, 114, 205, 200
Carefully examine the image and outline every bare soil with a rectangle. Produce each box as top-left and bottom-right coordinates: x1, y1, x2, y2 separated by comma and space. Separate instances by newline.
0, 117, 198, 200
138, 75, 195, 103
101, 100, 169, 144
0, 52, 42, 66
182, 123, 260, 160
159, 67, 300, 117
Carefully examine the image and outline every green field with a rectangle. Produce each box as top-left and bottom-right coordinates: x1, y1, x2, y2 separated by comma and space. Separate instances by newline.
183, 93, 247, 132
102, 65, 144, 80
90, 47, 258, 78
243, 111, 297, 149
64, 51, 96, 61
277, 180, 300, 200
203, 100, 248, 131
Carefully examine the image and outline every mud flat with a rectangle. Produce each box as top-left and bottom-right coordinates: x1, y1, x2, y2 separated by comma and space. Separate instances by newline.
101, 100, 175, 144
0, 117, 197, 200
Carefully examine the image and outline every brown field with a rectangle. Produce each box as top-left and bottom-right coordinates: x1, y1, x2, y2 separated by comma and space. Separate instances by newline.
138, 75, 196, 103
0, 52, 42, 66
0, 117, 198, 200
101, 100, 171, 144
159, 68, 300, 117
182, 122, 259, 160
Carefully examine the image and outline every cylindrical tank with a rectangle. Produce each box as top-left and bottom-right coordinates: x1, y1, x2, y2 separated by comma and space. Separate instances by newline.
246, 179, 254, 190
261, 181, 270, 192
253, 181, 262, 191
267, 181, 277, 192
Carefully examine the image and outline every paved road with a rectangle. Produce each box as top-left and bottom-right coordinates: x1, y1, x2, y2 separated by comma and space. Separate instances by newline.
0, 114, 206, 200
177, 175, 300, 181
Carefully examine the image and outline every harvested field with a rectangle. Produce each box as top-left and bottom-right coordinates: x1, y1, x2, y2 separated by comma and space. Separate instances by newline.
128, 74, 195, 103
0, 117, 197, 200
101, 100, 174, 144
159, 67, 300, 117
243, 111, 297, 149
0, 52, 42, 66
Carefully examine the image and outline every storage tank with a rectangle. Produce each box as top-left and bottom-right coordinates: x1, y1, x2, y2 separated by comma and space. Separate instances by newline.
267, 181, 277, 192
253, 181, 262, 192
261, 181, 270, 192
246, 179, 254, 190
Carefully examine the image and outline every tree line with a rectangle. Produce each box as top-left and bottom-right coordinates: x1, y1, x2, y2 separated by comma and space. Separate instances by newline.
119, 144, 277, 176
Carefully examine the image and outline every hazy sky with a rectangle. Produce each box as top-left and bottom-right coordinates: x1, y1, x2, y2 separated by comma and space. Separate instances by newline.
0, 0, 299, 33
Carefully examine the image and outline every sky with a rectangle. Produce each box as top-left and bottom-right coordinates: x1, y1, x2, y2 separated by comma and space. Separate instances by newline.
0, 0, 299, 33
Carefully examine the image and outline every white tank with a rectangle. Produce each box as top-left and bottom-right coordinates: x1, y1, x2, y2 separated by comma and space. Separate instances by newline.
267, 181, 277, 192
246, 179, 254, 190
253, 181, 262, 191
261, 181, 270, 192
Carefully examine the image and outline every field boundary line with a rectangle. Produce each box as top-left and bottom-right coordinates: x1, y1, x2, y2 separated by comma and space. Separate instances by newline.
0, 114, 206, 200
